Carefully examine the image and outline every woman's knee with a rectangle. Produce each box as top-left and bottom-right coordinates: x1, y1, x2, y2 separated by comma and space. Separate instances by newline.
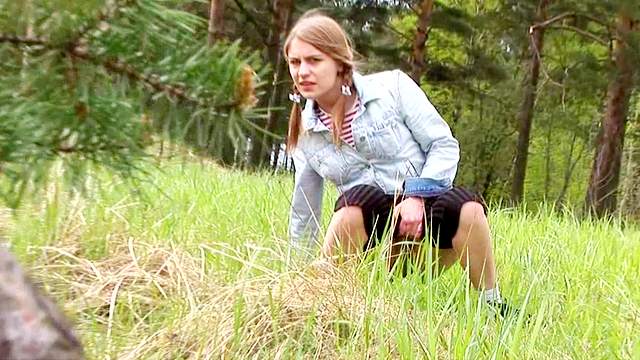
452, 202, 489, 248
459, 201, 487, 226
332, 206, 365, 227
324, 206, 367, 258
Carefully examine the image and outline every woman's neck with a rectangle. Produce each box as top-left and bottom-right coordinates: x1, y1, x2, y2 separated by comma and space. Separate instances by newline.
316, 87, 356, 114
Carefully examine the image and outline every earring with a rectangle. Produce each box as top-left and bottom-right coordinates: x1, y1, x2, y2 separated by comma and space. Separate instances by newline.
341, 84, 352, 96
288, 92, 301, 104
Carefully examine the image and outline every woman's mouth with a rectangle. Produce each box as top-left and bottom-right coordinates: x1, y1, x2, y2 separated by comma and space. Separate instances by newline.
299, 82, 315, 91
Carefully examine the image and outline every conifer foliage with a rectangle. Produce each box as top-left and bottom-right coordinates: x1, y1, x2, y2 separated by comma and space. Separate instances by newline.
0, 0, 263, 206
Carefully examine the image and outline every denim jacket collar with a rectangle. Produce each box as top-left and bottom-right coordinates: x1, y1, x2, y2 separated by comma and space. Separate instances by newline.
301, 72, 385, 132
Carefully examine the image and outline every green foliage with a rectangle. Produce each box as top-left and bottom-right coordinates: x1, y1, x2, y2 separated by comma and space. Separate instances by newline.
315, 1, 408, 70
1, 0, 639, 208
0, 0, 266, 207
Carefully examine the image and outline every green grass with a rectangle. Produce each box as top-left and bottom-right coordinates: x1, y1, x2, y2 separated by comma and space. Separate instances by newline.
1, 158, 639, 359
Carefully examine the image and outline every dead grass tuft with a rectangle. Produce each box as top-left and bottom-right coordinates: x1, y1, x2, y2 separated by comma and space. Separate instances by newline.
30, 238, 402, 359
119, 258, 400, 359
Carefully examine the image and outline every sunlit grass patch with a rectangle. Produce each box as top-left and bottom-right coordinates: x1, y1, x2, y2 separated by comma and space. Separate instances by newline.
1, 159, 638, 359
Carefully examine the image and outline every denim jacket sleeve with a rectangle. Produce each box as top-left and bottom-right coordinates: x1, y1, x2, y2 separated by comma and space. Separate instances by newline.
394, 70, 460, 197
289, 147, 324, 252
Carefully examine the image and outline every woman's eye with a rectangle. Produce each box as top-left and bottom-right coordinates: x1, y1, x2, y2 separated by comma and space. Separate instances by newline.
289, 59, 300, 65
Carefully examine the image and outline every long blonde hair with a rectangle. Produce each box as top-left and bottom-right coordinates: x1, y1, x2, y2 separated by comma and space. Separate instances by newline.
283, 10, 355, 151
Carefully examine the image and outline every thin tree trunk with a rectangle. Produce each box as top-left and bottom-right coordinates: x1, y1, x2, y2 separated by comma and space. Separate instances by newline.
271, 142, 281, 170
472, 93, 483, 189
554, 133, 584, 210
511, 0, 550, 204
585, 14, 636, 217
409, 0, 434, 83
619, 113, 640, 218
250, 0, 294, 168
21, 0, 34, 81
543, 119, 553, 199
207, 0, 238, 166
208, 0, 225, 45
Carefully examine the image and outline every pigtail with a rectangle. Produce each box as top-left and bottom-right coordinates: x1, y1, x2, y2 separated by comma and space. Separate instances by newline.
331, 97, 346, 145
286, 86, 302, 152
331, 68, 353, 145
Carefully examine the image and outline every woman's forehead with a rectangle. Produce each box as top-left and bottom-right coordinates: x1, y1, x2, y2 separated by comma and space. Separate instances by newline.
287, 38, 327, 58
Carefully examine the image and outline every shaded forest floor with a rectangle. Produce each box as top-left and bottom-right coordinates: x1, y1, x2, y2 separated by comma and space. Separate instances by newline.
1, 159, 639, 359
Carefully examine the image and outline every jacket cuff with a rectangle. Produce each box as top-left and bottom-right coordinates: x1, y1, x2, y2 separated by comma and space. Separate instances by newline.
403, 178, 451, 197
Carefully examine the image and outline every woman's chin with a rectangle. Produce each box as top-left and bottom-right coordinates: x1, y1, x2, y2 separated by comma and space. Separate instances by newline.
299, 92, 314, 99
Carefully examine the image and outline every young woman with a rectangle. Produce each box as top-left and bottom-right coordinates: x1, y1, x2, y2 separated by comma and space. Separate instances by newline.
285, 11, 514, 315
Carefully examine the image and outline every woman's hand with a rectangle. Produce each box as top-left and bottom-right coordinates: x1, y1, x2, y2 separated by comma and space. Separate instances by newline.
393, 196, 425, 239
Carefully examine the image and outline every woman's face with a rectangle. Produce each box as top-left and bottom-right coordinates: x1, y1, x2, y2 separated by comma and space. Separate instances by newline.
287, 37, 342, 104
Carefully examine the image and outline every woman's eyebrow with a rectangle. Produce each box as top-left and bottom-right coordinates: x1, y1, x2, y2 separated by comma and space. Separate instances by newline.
288, 54, 324, 60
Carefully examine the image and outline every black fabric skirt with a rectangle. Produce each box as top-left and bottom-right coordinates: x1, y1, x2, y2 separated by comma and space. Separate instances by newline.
333, 184, 487, 250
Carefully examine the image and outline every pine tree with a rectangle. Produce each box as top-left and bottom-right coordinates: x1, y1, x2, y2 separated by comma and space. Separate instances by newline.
0, 0, 264, 206
585, 10, 639, 217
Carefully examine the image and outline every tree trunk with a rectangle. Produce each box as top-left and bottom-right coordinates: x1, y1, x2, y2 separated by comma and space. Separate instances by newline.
471, 93, 484, 189
272, 142, 282, 170
207, 0, 238, 166
619, 112, 640, 218
0, 249, 84, 360
543, 119, 553, 199
510, 0, 550, 204
554, 133, 584, 210
620, 94, 640, 220
620, 121, 640, 220
409, 0, 434, 83
585, 14, 636, 217
208, 0, 225, 45
250, 0, 294, 168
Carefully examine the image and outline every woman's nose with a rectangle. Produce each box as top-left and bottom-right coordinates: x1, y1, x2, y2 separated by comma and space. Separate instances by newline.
298, 61, 311, 76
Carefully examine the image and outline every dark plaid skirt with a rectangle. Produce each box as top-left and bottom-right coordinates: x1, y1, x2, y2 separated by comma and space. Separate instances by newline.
333, 184, 487, 249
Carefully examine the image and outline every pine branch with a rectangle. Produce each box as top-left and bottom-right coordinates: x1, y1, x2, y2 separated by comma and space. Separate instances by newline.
549, 24, 608, 45
529, 11, 611, 34
0, 33, 240, 112
62, 0, 129, 50
527, 11, 612, 47
0, 34, 46, 46
0, 1, 130, 48
71, 50, 191, 100
580, 14, 611, 29
529, 11, 576, 31
80, 52, 240, 111
380, 22, 413, 42
231, 0, 269, 38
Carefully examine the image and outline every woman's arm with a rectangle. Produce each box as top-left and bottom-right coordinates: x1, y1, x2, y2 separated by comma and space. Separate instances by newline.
393, 70, 460, 197
289, 148, 324, 253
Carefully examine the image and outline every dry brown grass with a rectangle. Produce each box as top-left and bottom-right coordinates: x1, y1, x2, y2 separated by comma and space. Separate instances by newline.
26, 237, 404, 359
132, 259, 402, 360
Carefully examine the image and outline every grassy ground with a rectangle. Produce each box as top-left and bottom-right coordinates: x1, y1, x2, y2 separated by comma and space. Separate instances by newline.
1, 158, 639, 359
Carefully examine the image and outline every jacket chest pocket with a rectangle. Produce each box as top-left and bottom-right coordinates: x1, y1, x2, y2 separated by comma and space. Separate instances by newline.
366, 115, 401, 160
305, 144, 351, 185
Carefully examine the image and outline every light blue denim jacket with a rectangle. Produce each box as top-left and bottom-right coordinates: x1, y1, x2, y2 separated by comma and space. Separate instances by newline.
289, 69, 459, 251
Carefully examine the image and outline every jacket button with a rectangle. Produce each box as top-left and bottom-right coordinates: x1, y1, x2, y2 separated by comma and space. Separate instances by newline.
359, 136, 365, 141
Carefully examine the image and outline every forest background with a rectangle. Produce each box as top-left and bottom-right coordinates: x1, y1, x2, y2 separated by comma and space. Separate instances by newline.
1, 0, 640, 216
